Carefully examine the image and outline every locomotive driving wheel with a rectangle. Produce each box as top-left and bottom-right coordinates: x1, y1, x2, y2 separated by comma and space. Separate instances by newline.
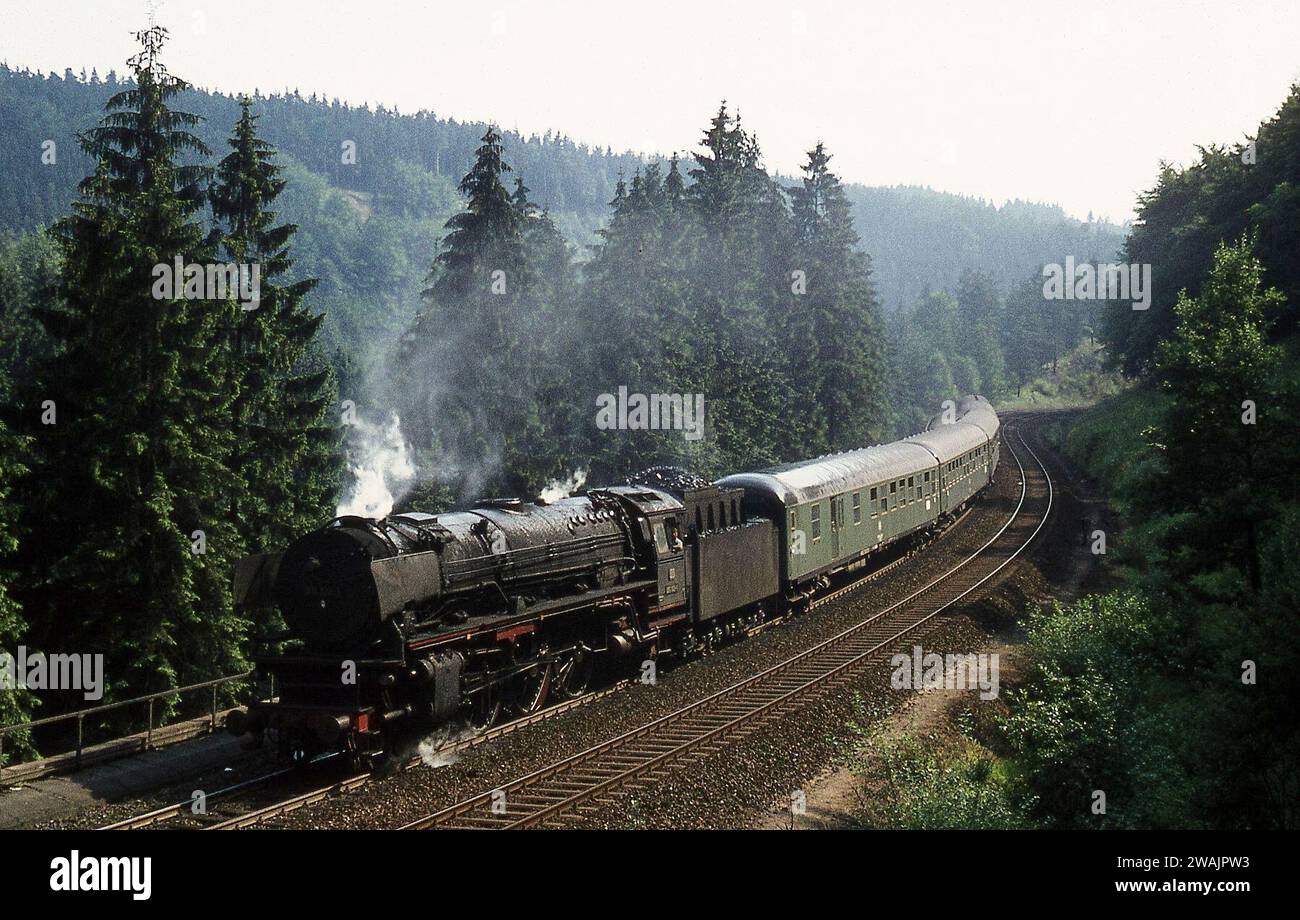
553, 645, 594, 699
510, 659, 554, 715
463, 667, 502, 731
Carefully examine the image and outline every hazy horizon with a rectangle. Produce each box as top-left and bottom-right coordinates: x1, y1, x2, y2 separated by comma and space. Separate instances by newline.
3, 0, 1299, 223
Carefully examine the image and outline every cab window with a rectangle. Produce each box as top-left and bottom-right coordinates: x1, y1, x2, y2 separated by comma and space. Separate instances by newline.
653, 520, 670, 555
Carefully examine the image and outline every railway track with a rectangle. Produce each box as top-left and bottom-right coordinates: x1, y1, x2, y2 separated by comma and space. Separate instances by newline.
99, 678, 633, 830
400, 424, 1051, 829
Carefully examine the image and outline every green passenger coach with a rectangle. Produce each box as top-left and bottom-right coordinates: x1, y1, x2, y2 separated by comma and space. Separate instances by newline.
717, 395, 1000, 595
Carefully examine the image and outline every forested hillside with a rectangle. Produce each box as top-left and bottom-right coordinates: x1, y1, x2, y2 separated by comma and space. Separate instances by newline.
0, 63, 1122, 363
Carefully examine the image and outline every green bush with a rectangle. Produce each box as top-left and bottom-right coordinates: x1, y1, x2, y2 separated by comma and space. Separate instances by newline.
852, 734, 1034, 829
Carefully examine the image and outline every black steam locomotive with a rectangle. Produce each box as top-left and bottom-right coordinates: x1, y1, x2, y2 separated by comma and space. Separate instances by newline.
227, 396, 1000, 767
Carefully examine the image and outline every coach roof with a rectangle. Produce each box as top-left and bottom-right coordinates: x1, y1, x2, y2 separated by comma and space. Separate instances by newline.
930, 394, 1000, 441
717, 441, 938, 506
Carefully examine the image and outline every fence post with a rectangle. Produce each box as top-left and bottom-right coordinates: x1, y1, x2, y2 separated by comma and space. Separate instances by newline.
76, 714, 83, 766
211, 684, 218, 730
146, 698, 153, 750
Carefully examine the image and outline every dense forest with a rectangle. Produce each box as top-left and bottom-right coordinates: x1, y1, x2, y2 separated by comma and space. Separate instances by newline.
0, 27, 1121, 754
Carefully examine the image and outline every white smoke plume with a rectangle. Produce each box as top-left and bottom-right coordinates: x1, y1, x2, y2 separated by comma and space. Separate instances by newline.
416, 723, 479, 769
336, 411, 417, 519
539, 469, 587, 503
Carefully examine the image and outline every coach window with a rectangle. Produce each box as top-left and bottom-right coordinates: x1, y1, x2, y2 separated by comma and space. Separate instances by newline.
696, 508, 703, 532
731, 499, 739, 525
852, 492, 862, 524
811, 504, 822, 541
789, 510, 796, 533
707, 505, 715, 531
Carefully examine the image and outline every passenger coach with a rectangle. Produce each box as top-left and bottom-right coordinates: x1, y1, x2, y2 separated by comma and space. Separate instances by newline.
717, 395, 1000, 597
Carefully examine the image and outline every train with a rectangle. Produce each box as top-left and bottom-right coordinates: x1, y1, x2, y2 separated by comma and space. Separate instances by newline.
226, 395, 1001, 768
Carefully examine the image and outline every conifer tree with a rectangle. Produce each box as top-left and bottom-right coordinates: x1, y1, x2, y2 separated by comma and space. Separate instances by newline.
954, 269, 1006, 399
788, 142, 888, 451
886, 296, 958, 434
687, 104, 792, 468
209, 98, 339, 554
579, 161, 714, 479
398, 127, 553, 499
18, 27, 246, 712
511, 175, 579, 479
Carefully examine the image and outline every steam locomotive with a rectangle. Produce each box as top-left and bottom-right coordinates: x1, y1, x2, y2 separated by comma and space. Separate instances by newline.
227, 396, 1001, 767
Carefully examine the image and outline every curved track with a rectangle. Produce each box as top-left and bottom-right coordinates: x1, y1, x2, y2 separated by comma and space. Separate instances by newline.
401, 423, 1052, 829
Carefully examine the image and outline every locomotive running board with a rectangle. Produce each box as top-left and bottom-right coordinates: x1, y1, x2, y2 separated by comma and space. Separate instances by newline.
407, 579, 659, 651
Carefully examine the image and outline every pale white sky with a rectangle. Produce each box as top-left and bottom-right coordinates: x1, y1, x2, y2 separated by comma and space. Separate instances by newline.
3, 0, 1298, 221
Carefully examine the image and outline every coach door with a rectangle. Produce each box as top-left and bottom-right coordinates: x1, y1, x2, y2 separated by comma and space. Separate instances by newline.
830, 496, 843, 559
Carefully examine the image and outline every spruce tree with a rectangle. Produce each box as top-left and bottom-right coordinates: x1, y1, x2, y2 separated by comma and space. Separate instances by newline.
578, 162, 717, 479
510, 174, 579, 482
788, 142, 889, 452
1150, 237, 1300, 828
18, 27, 246, 714
398, 127, 554, 499
687, 104, 792, 468
209, 98, 339, 555
1154, 237, 1292, 594
954, 269, 1006, 399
